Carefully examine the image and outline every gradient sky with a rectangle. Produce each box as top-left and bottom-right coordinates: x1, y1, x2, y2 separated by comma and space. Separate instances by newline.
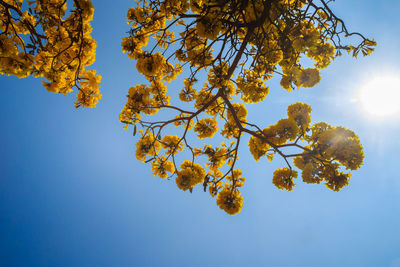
1, 1, 400, 266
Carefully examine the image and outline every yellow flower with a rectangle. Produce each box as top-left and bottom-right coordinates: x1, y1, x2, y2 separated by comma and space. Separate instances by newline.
302, 163, 323, 184
280, 75, 292, 91
196, 15, 222, 40
175, 160, 205, 191
323, 170, 351, 192
135, 132, 161, 162
81, 70, 101, 91
291, 22, 319, 52
203, 145, 227, 170
190, 0, 203, 14
248, 136, 270, 161
173, 113, 193, 129
227, 103, 247, 124
307, 42, 335, 69
272, 168, 298, 191
127, 6, 146, 25
161, 135, 184, 155
122, 84, 158, 115
74, 0, 94, 21
121, 34, 148, 59
318, 127, 364, 170
287, 102, 312, 129
293, 156, 306, 170
136, 52, 166, 77
151, 157, 174, 178
209, 181, 223, 197
160, 0, 189, 19
194, 118, 218, 139
208, 62, 230, 88
179, 78, 197, 102
227, 169, 246, 187
216, 185, 243, 215
305, 122, 332, 143
244, 0, 264, 22
237, 70, 269, 103
194, 89, 223, 116
268, 118, 299, 145
295, 68, 321, 88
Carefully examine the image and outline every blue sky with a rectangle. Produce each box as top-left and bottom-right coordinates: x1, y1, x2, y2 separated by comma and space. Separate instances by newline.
1, 0, 400, 266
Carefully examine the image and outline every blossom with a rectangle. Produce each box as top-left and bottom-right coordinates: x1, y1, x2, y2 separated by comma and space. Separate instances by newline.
135, 132, 161, 162
216, 186, 243, 215
151, 157, 174, 178
176, 161, 205, 191
194, 118, 218, 139
272, 168, 298, 191
287, 102, 312, 129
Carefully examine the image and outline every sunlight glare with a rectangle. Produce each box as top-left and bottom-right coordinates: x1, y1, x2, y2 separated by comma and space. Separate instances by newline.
359, 75, 400, 117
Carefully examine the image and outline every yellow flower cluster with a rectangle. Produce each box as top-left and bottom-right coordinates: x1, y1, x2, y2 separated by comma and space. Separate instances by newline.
0, 0, 100, 108
151, 157, 175, 179
208, 62, 231, 89
272, 168, 298, 191
173, 113, 193, 129
75, 70, 102, 108
196, 15, 222, 40
161, 135, 184, 155
237, 70, 270, 103
248, 135, 270, 162
121, 34, 149, 60
244, 100, 362, 193
280, 68, 321, 91
227, 169, 246, 188
317, 127, 364, 170
291, 22, 320, 53
222, 103, 247, 138
136, 52, 165, 78
208, 180, 223, 198
262, 118, 299, 145
301, 161, 323, 184
305, 122, 332, 143
160, 0, 189, 19
176, 29, 213, 68
126, 4, 166, 30
296, 68, 321, 88
308, 42, 336, 69
179, 78, 197, 102
287, 102, 312, 130
244, 0, 265, 23
216, 185, 243, 215
119, 79, 170, 124
294, 152, 352, 191
135, 132, 160, 162
292, 123, 363, 191
136, 52, 182, 82
202, 145, 228, 171
176, 160, 206, 191
194, 118, 219, 139
324, 171, 351, 192
194, 88, 223, 116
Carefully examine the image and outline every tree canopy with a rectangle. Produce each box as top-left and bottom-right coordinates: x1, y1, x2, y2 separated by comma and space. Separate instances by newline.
0, 0, 101, 107
0, 0, 376, 215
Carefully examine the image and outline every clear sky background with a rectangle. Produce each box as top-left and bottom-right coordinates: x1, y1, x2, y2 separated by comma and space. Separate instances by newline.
1, 1, 400, 266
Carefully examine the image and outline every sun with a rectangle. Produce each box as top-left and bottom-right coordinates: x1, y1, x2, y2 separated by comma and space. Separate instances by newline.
359, 75, 400, 117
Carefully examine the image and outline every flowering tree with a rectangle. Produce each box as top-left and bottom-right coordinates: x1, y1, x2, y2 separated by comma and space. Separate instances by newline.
0, 0, 101, 107
119, 0, 376, 215
1, 0, 376, 215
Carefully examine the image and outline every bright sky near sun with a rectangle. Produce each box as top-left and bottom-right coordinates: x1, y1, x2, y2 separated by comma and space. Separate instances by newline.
1, 1, 400, 266
359, 75, 400, 117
